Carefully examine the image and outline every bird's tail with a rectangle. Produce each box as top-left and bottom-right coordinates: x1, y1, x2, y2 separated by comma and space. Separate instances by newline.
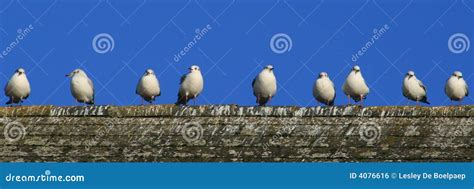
85, 100, 94, 105
175, 94, 188, 105
420, 97, 430, 104
352, 95, 366, 102
328, 100, 335, 106
257, 97, 270, 106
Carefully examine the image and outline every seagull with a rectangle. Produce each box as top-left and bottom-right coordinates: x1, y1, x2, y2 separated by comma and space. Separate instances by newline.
136, 69, 161, 105
66, 69, 94, 105
252, 65, 277, 106
4, 68, 30, 105
342, 65, 369, 105
176, 65, 203, 105
313, 72, 335, 106
445, 71, 469, 105
402, 71, 430, 105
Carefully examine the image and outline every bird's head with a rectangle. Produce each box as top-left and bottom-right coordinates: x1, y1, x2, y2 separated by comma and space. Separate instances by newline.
453, 71, 463, 79
406, 70, 415, 79
319, 72, 328, 78
145, 69, 155, 76
264, 65, 274, 72
66, 69, 85, 78
352, 65, 361, 73
188, 65, 200, 73
16, 68, 25, 76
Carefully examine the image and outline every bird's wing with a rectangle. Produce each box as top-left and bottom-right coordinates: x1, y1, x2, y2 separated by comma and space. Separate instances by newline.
136, 78, 140, 94
4, 81, 10, 96
88, 78, 95, 100
418, 80, 427, 93
466, 83, 469, 96
179, 74, 187, 84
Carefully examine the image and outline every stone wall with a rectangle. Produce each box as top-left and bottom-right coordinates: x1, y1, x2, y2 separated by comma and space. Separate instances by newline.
0, 105, 472, 162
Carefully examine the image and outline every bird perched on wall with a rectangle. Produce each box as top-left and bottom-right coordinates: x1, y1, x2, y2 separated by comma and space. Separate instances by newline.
5, 68, 30, 105
176, 65, 204, 105
136, 69, 161, 105
402, 71, 430, 105
343, 65, 369, 105
313, 72, 335, 106
66, 69, 94, 105
252, 65, 277, 106
445, 71, 469, 105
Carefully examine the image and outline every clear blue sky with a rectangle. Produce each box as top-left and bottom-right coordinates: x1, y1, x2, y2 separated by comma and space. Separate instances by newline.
0, 0, 472, 106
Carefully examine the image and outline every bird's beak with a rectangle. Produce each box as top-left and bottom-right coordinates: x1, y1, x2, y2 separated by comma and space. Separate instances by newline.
458, 76, 463, 79
408, 75, 413, 79
18, 72, 22, 75
66, 73, 71, 77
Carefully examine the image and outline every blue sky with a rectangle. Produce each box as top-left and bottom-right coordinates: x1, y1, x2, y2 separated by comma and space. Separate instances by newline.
0, 0, 472, 106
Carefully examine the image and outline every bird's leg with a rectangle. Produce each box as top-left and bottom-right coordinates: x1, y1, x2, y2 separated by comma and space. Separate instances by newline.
256, 96, 260, 106
360, 95, 364, 106
268, 96, 272, 105
347, 95, 351, 105
141, 98, 144, 106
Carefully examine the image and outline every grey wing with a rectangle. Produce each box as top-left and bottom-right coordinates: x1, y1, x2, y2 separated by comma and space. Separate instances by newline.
4, 80, 13, 97
179, 74, 187, 84
418, 80, 427, 93
88, 78, 95, 97
466, 83, 469, 96
402, 85, 408, 98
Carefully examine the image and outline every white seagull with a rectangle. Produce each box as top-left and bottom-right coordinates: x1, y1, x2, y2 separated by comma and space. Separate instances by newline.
342, 65, 369, 105
402, 71, 430, 105
66, 69, 94, 105
313, 72, 335, 106
252, 65, 277, 106
136, 69, 161, 105
176, 65, 203, 105
445, 71, 469, 104
5, 68, 30, 105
